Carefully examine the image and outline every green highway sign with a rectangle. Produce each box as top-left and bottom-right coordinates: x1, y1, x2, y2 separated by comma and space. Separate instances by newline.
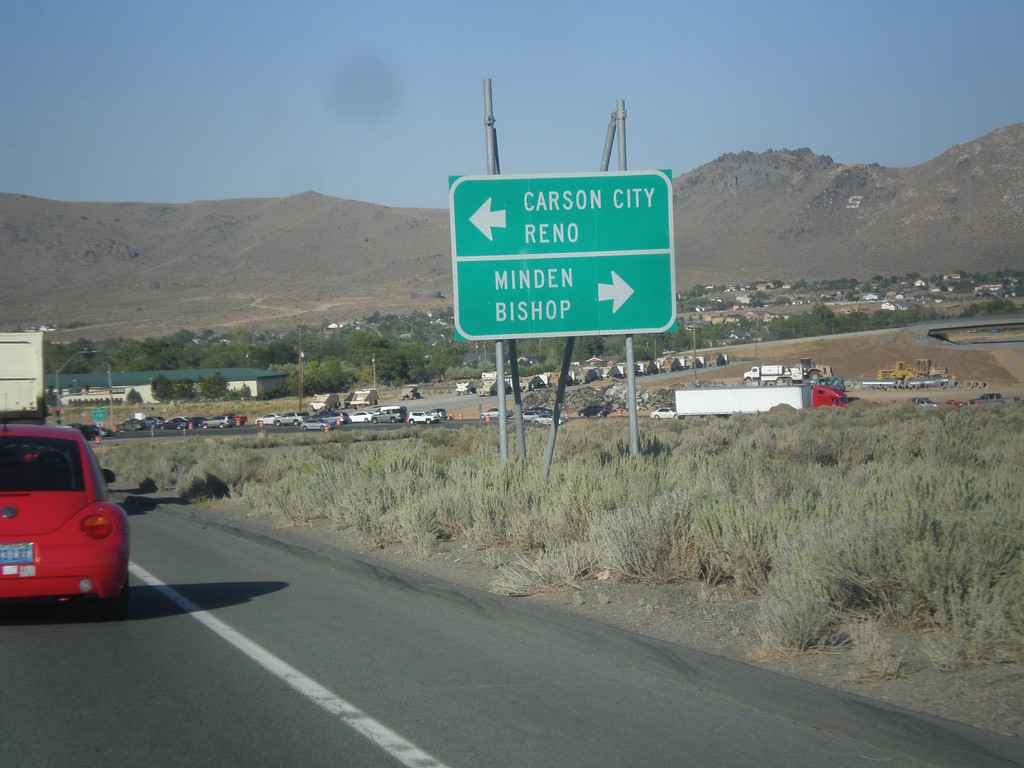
449, 170, 676, 340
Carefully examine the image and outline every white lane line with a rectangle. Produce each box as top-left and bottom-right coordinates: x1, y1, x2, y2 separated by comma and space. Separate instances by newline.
129, 562, 449, 768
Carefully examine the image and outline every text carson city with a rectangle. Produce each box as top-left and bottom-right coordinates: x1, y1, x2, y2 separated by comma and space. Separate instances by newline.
522, 185, 657, 244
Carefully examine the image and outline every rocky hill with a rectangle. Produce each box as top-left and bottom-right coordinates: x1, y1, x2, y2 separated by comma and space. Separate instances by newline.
2, 123, 1021, 339
674, 123, 1024, 285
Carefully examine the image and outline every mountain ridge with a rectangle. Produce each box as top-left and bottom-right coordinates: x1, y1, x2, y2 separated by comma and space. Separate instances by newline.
2, 123, 1021, 339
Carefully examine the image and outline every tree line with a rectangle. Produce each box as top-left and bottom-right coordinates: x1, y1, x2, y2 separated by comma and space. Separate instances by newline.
45, 297, 1020, 402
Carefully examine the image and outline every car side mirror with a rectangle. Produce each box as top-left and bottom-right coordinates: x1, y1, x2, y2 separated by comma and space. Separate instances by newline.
102, 468, 116, 484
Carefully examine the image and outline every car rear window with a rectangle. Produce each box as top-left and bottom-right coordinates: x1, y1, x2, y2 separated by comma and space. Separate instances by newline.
0, 436, 85, 492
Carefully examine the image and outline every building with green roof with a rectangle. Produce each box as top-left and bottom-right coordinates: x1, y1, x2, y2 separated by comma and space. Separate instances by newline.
44, 367, 287, 405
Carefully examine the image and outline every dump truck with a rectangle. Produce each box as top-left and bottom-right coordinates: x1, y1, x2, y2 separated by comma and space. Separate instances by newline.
525, 374, 549, 390
480, 372, 513, 396
309, 393, 342, 412
674, 384, 849, 417
347, 388, 379, 408
401, 385, 422, 400
455, 381, 477, 396
0, 332, 46, 424
547, 370, 578, 387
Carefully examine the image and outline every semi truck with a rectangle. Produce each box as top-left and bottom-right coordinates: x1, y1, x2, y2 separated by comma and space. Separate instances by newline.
673, 384, 849, 417
0, 331, 46, 424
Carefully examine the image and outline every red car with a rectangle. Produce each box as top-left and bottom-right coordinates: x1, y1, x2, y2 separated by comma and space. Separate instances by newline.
0, 424, 130, 620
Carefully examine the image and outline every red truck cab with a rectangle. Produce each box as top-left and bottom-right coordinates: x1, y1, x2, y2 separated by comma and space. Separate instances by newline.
811, 385, 851, 408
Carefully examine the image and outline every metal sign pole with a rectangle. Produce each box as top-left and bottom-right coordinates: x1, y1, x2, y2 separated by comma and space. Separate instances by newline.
542, 336, 575, 478
508, 340, 526, 460
614, 100, 641, 457
484, 78, 509, 461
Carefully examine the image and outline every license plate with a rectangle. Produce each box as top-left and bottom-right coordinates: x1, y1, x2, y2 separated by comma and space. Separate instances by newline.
0, 543, 34, 565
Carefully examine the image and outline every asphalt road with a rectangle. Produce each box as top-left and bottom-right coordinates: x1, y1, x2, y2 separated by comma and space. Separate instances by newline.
2, 501, 1021, 767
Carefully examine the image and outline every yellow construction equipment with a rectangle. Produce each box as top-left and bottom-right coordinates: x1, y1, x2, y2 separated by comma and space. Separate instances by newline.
877, 359, 951, 382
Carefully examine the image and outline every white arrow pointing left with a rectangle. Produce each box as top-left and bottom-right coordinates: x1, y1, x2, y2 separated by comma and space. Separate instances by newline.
597, 271, 635, 313
469, 198, 506, 241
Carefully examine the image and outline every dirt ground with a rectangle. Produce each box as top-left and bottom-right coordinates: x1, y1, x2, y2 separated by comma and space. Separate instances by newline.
668, 328, 1024, 402
147, 330, 1024, 740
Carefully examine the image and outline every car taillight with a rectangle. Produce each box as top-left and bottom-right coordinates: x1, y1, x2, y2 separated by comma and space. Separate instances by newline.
81, 514, 114, 539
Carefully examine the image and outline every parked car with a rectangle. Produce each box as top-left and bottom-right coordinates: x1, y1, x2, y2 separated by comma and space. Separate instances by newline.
68, 422, 114, 440
141, 416, 165, 428
426, 408, 448, 422
0, 424, 130, 620
521, 408, 545, 422
202, 415, 236, 428
535, 410, 567, 426
158, 416, 205, 430
579, 403, 611, 418
910, 397, 938, 407
407, 411, 438, 424
650, 407, 678, 419
257, 412, 308, 427
480, 407, 501, 421
350, 411, 378, 424
320, 410, 351, 425
116, 418, 148, 432
300, 416, 336, 431
374, 405, 408, 423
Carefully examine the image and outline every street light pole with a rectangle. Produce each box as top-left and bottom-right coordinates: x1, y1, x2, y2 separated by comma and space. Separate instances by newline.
54, 349, 95, 424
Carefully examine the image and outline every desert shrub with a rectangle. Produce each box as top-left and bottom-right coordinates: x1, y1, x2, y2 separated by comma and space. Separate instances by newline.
177, 466, 230, 502
591, 491, 697, 582
844, 618, 907, 680
757, 566, 834, 652
489, 543, 595, 596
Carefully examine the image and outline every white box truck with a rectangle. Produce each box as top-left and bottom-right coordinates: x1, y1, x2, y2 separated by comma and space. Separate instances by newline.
674, 385, 849, 417
0, 332, 46, 424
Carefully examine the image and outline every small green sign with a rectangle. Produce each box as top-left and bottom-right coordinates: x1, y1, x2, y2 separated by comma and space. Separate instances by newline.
91, 407, 107, 421
449, 170, 676, 340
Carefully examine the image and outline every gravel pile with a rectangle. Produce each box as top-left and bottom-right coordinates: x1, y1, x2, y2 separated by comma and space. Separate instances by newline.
518, 379, 727, 416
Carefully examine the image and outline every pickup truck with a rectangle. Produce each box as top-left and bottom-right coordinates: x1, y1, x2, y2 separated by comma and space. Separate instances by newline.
968, 393, 1009, 405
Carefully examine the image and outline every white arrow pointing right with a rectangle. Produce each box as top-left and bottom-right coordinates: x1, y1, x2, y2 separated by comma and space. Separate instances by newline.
469, 198, 507, 241
597, 271, 634, 313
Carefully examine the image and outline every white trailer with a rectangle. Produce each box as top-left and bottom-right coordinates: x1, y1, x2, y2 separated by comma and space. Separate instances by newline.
674, 385, 850, 415
674, 385, 816, 416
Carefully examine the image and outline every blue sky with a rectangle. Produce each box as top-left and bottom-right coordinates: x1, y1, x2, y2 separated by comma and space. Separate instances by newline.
2, 0, 1022, 209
